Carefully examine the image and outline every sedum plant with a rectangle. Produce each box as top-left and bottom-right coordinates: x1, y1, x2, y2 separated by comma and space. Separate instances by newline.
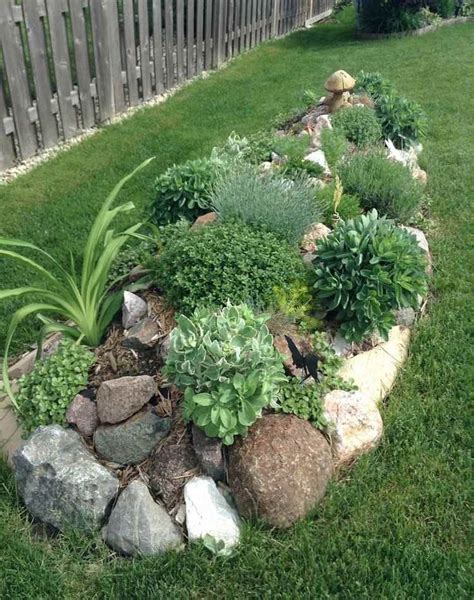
0, 159, 153, 406
165, 303, 285, 444
15, 340, 96, 433
331, 105, 383, 148
312, 210, 428, 342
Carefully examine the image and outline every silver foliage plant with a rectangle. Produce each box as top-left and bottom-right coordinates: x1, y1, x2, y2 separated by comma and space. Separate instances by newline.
209, 161, 321, 246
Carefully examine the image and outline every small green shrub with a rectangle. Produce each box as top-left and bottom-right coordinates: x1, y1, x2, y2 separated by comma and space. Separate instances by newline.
152, 222, 306, 314
165, 303, 285, 444
151, 158, 222, 225
376, 92, 428, 148
281, 157, 324, 180
331, 106, 383, 148
272, 280, 320, 332
316, 183, 362, 226
313, 210, 428, 342
15, 341, 96, 433
355, 71, 394, 101
338, 151, 423, 222
320, 127, 348, 171
210, 163, 321, 246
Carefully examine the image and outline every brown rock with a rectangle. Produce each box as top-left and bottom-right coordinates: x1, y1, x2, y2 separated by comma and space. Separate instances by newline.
301, 222, 331, 253
148, 442, 199, 507
228, 414, 333, 528
66, 393, 99, 437
96, 375, 157, 424
191, 212, 217, 229
122, 318, 161, 351
192, 424, 225, 481
273, 334, 313, 377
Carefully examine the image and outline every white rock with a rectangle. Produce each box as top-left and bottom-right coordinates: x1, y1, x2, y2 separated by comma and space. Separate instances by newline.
304, 149, 331, 176
122, 291, 147, 329
331, 330, 352, 357
337, 326, 410, 405
301, 222, 331, 253
323, 390, 383, 466
315, 114, 332, 129
400, 225, 432, 274
184, 476, 241, 550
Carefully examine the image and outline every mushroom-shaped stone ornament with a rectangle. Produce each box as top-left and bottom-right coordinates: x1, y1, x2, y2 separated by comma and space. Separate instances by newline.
324, 70, 356, 113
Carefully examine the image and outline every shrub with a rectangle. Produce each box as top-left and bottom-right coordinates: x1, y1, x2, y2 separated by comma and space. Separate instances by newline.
312, 210, 428, 342
152, 222, 306, 314
376, 92, 428, 147
316, 182, 362, 226
280, 157, 324, 180
210, 163, 321, 246
272, 280, 320, 332
0, 159, 153, 406
15, 341, 96, 433
356, 1, 424, 33
331, 106, 383, 148
355, 70, 394, 101
338, 151, 423, 222
320, 127, 348, 171
151, 158, 223, 225
165, 303, 285, 444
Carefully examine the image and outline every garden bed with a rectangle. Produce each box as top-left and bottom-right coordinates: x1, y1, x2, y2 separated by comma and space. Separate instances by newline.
0, 67, 433, 557
357, 15, 473, 39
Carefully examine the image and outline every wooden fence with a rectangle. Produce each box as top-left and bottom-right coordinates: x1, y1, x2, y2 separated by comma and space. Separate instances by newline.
0, 0, 334, 173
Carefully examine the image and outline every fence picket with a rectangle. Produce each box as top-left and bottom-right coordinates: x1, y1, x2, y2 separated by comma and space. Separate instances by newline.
137, 0, 152, 100
196, 0, 204, 74
122, 0, 139, 106
0, 74, 15, 170
176, 0, 184, 84
152, 0, 164, 94
164, 0, 174, 88
187, 0, 195, 78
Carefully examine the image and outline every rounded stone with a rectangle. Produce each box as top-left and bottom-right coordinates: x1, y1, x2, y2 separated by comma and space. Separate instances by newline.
228, 414, 333, 528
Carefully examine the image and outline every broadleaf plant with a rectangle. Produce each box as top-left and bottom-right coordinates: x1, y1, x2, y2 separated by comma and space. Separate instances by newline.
0, 159, 154, 407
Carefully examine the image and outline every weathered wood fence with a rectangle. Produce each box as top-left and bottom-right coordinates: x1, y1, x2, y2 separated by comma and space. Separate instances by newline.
0, 0, 334, 172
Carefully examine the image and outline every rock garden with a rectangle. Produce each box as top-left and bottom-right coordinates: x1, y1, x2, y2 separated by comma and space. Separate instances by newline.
0, 68, 433, 557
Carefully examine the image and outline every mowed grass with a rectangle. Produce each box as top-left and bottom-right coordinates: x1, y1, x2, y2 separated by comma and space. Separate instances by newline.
1, 9, 473, 599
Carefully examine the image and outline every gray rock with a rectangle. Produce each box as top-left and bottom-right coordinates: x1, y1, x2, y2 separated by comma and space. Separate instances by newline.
331, 330, 352, 357
66, 393, 99, 437
104, 480, 182, 556
395, 307, 416, 327
122, 318, 161, 351
184, 476, 240, 550
94, 407, 171, 465
192, 425, 225, 481
148, 443, 199, 507
122, 291, 148, 329
13, 425, 118, 532
156, 334, 171, 362
96, 375, 156, 424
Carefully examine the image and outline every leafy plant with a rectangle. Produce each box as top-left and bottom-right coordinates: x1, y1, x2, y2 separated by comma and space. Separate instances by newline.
316, 183, 362, 226
338, 151, 424, 222
14, 341, 96, 433
332, 106, 383, 148
320, 127, 348, 171
210, 162, 321, 246
376, 92, 428, 147
272, 280, 320, 332
355, 70, 394, 101
356, 1, 424, 33
152, 222, 306, 314
165, 303, 285, 444
312, 210, 428, 342
0, 159, 153, 406
280, 157, 324, 179
151, 157, 223, 225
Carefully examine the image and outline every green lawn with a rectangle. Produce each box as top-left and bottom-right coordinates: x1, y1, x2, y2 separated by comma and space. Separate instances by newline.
1, 9, 473, 599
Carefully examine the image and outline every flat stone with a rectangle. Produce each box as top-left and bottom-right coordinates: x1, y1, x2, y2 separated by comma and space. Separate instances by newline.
122, 318, 161, 351
96, 375, 157, 424
191, 212, 217, 229
228, 414, 333, 528
148, 443, 199, 508
104, 480, 182, 556
337, 326, 410, 405
94, 407, 171, 465
13, 425, 118, 532
66, 392, 99, 437
304, 149, 331, 175
184, 476, 240, 550
122, 291, 148, 329
192, 425, 225, 481
323, 390, 383, 466
331, 330, 353, 357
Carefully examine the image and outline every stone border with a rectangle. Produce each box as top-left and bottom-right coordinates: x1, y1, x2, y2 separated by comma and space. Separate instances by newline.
356, 16, 473, 40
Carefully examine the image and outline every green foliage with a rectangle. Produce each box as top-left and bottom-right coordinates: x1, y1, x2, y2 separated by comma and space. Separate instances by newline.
312, 210, 428, 342
434, 0, 456, 17
0, 159, 153, 407
151, 158, 223, 225
210, 162, 321, 246
376, 92, 428, 148
331, 106, 383, 148
316, 183, 362, 226
320, 127, 349, 171
14, 341, 96, 433
338, 151, 423, 222
152, 222, 306, 314
356, 1, 424, 33
280, 157, 324, 179
355, 70, 395, 100
272, 280, 320, 331
165, 303, 285, 444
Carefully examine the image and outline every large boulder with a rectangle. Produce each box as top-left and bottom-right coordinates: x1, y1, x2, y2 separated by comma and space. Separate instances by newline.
228, 414, 332, 528
96, 375, 156, 424
104, 480, 182, 556
13, 425, 118, 532
184, 476, 241, 550
94, 407, 171, 465
323, 390, 383, 466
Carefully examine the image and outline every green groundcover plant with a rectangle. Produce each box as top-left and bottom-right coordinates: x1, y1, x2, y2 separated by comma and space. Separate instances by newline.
331, 105, 383, 148
320, 127, 349, 171
312, 210, 428, 342
152, 222, 306, 314
0, 159, 153, 406
165, 303, 285, 444
338, 151, 424, 222
210, 162, 320, 246
14, 341, 96, 432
